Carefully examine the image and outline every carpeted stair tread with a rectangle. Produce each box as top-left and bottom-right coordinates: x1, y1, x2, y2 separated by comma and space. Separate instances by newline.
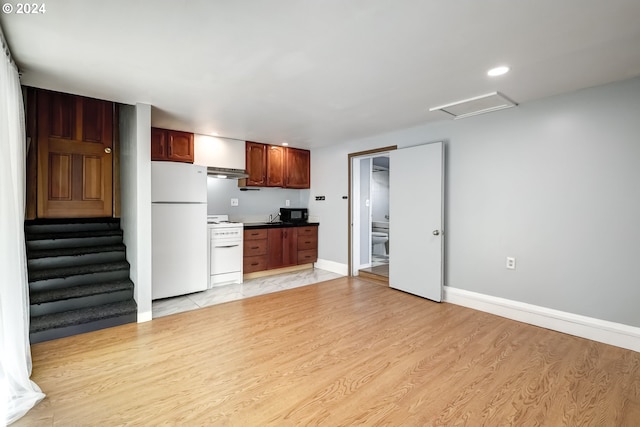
30, 279, 134, 305
27, 243, 126, 259
30, 299, 137, 333
25, 217, 120, 225
28, 260, 130, 282
26, 228, 123, 241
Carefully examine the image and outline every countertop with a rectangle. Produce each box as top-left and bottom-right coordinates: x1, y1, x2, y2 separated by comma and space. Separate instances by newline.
243, 222, 319, 230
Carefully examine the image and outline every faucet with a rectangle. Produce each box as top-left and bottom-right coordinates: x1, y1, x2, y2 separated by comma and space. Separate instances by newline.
268, 213, 280, 223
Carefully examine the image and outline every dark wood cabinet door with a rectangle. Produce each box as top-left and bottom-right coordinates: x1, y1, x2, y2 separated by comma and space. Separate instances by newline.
267, 228, 283, 269
267, 228, 298, 269
246, 142, 267, 186
36, 90, 114, 218
151, 128, 167, 160
267, 145, 285, 187
167, 130, 194, 163
285, 147, 310, 188
283, 227, 298, 266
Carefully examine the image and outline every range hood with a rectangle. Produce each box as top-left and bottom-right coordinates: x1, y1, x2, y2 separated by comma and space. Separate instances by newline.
206, 167, 248, 179
194, 134, 247, 179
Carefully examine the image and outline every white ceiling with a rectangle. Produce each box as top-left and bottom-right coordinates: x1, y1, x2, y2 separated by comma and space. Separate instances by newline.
2, 0, 640, 148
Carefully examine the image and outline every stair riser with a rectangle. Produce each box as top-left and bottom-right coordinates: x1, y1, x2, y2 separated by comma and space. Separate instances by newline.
28, 250, 126, 271
27, 235, 123, 251
26, 223, 120, 235
30, 269, 131, 292
30, 313, 137, 344
30, 289, 134, 317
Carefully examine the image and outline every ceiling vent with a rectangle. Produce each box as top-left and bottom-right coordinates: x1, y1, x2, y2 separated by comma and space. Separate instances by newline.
429, 91, 517, 119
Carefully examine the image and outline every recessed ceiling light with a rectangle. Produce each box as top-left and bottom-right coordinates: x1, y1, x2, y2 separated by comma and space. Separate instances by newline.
282, 142, 289, 146
487, 66, 510, 77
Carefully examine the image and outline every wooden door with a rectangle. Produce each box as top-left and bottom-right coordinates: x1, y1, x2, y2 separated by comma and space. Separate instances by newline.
285, 147, 310, 188
389, 142, 444, 301
37, 90, 114, 218
267, 145, 285, 187
246, 142, 267, 186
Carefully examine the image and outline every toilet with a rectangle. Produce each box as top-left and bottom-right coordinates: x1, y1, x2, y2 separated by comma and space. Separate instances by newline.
371, 222, 389, 256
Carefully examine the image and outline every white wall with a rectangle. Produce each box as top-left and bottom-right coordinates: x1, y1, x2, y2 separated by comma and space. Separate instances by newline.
119, 103, 152, 322
206, 177, 309, 222
309, 77, 640, 328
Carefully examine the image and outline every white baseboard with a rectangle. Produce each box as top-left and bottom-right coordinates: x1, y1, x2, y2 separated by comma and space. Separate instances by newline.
137, 311, 152, 323
314, 259, 348, 276
444, 286, 640, 353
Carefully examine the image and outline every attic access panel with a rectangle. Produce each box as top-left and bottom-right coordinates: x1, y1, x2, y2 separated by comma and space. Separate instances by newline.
430, 92, 517, 119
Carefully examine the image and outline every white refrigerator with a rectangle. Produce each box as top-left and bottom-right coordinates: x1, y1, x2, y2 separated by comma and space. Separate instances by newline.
151, 162, 208, 299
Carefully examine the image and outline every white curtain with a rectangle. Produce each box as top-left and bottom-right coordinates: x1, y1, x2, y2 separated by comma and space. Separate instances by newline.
0, 27, 45, 426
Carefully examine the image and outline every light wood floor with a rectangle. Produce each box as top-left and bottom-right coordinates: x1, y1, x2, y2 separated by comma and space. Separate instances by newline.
17, 277, 640, 426
359, 264, 389, 285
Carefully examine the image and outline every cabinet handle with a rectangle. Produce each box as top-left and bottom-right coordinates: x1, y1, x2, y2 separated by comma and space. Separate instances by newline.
304, 241, 311, 244
251, 246, 259, 249
251, 263, 259, 266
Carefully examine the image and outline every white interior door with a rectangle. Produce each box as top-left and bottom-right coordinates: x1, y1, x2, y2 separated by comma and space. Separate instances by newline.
389, 142, 444, 301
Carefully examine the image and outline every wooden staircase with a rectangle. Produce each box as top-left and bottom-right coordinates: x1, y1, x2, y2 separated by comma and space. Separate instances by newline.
25, 218, 137, 343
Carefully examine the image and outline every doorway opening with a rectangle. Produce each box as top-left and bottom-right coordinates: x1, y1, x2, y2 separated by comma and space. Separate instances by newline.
348, 146, 396, 283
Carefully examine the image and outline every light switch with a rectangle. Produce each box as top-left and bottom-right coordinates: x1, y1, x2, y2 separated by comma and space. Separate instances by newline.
231, 198, 239, 206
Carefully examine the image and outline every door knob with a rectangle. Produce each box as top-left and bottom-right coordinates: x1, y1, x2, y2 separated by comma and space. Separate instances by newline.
104, 147, 112, 154
433, 230, 440, 236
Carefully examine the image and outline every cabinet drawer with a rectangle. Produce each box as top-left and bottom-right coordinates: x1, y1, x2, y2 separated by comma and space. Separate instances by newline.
244, 229, 268, 240
244, 239, 267, 257
298, 249, 317, 264
297, 235, 317, 251
243, 255, 268, 273
297, 226, 317, 237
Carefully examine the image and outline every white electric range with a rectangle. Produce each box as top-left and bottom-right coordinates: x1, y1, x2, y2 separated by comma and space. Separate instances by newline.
207, 215, 244, 287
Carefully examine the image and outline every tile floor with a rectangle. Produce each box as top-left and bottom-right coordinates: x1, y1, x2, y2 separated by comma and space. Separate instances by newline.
372, 254, 389, 267
152, 268, 344, 318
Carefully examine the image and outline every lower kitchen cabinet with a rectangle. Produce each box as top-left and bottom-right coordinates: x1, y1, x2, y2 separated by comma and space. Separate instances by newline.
243, 224, 318, 275
267, 227, 298, 269
243, 229, 268, 273
296, 226, 318, 263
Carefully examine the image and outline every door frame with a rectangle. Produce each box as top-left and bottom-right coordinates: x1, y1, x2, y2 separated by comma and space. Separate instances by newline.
347, 145, 396, 277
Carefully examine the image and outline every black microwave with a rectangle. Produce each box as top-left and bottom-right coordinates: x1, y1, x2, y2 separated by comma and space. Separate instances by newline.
280, 208, 308, 224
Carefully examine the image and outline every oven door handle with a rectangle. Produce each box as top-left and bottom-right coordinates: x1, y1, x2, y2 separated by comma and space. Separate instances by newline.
214, 244, 240, 249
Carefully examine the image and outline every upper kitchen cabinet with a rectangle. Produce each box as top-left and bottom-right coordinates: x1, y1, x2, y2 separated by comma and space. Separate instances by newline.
151, 127, 194, 163
267, 145, 286, 187
245, 141, 267, 186
285, 147, 311, 189
242, 141, 310, 189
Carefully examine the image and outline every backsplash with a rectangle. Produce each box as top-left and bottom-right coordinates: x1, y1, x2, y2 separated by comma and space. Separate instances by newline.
206, 177, 310, 222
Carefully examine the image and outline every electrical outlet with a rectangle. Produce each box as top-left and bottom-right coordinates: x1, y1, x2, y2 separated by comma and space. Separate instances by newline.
230, 198, 239, 207
506, 257, 516, 270
285, 199, 290, 207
